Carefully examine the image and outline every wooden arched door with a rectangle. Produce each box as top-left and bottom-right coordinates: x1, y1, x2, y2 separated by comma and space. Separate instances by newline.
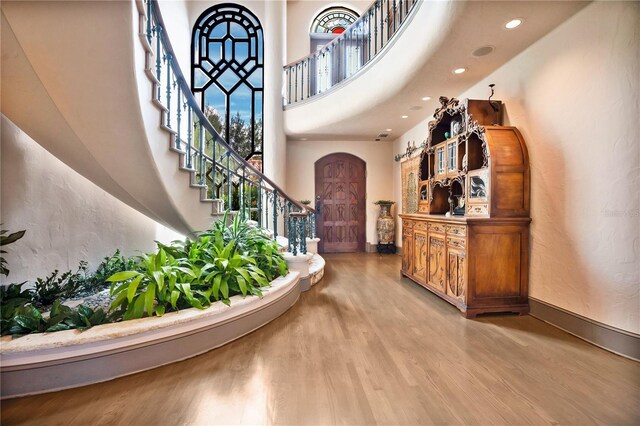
315, 153, 366, 253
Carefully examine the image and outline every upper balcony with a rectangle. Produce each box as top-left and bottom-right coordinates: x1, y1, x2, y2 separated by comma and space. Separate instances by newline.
282, 0, 588, 140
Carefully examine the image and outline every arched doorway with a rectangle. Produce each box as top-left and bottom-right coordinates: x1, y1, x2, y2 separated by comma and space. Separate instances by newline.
315, 153, 366, 253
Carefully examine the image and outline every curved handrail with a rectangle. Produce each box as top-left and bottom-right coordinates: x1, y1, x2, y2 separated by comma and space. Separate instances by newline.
283, 0, 419, 106
150, 0, 311, 215
139, 0, 316, 248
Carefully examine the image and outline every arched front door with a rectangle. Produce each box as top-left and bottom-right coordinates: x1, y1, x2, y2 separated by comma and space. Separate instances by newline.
315, 153, 366, 253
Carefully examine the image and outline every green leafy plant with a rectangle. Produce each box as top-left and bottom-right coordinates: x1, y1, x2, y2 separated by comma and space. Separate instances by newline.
1, 227, 26, 277
71, 250, 139, 297
300, 199, 311, 205
108, 217, 285, 320
1, 282, 33, 335
45, 300, 112, 332
373, 200, 395, 205
33, 268, 84, 308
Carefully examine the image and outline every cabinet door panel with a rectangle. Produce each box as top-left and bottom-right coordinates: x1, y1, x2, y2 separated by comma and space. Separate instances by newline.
402, 235, 413, 274
427, 234, 446, 292
412, 231, 428, 283
447, 247, 467, 303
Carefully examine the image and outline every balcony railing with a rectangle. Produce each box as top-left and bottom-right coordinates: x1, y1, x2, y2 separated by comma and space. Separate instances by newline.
283, 0, 419, 107
141, 0, 315, 254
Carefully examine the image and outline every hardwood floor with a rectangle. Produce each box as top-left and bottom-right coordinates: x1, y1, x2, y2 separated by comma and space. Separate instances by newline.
2, 253, 639, 425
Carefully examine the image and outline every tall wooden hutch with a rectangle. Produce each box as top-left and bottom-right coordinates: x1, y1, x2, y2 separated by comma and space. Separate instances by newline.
400, 97, 531, 318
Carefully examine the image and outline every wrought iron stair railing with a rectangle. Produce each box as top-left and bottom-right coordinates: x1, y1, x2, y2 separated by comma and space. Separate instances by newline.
283, 0, 419, 106
140, 0, 315, 254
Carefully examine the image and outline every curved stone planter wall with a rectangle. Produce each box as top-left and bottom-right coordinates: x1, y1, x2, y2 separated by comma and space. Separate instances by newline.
0, 272, 300, 399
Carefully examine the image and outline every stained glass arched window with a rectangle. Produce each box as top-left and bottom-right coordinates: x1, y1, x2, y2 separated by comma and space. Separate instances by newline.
310, 7, 358, 34
192, 4, 263, 169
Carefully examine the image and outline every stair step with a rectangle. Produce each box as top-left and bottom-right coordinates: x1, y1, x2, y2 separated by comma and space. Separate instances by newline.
138, 34, 153, 54
169, 146, 186, 155
160, 124, 177, 135
152, 97, 168, 112
145, 68, 161, 86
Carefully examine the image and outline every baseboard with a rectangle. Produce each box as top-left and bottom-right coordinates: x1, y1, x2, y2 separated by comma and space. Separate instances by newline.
529, 298, 640, 361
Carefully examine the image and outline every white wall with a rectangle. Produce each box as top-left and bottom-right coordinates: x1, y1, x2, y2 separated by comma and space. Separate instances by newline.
286, 139, 394, 245
0, 115, 182, 286
286, 0, 370, 64
393, 1, 640, 334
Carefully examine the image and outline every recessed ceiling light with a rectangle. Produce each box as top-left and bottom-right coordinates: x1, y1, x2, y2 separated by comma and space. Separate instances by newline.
421, 96, 431, 101
505, 18, 523, 29
472, 45, 495, 57
401, 115, 409, 119
452, 67, 467, 74
386, 128, 393, 132
300, 137, 307, 141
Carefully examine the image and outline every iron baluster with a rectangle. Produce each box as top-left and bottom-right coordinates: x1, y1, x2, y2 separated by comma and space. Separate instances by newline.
247, 174, 252, 221
186, 107, 193, 168
272, 189, 278, 237
386, 0, 391, 43
211, 135, 217, 198
294, 64, 298, 103
198, 121, 204, 185
300, 215, 307, 254
155, 26, 162, 100
241, 167, 246, 220
165, 54, 172, 128
368, 10, 372, 62
176, 87, 182, 149
376, 1, 381, 54
288, 68, 292, 105
146, 0, 152, 43
290, 216, 298, 255
307, 58, 311, 98
287, 215, 293, 253
393, 0, 397, 33
226, 151, 231, 209
300, 62, 305, 101
257, 179, 263, 227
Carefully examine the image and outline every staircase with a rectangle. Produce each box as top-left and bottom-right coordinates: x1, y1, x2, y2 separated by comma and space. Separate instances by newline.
1, 0, 323, 285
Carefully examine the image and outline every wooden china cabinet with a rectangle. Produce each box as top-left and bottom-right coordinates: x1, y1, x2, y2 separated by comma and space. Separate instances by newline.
400, 97, 531, 318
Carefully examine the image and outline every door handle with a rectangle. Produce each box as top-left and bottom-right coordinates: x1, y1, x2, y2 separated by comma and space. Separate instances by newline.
315, 195, 321, 216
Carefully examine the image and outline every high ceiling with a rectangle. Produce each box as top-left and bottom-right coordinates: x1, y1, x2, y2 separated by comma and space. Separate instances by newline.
284, 1, 590, 141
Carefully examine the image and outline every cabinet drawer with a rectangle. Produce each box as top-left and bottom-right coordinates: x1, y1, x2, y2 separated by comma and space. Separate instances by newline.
414, 222, 428, 231
446, 225, 466, 238
447, 237, 466, 250
402, 219, 414, 229
428, 222, 446, 234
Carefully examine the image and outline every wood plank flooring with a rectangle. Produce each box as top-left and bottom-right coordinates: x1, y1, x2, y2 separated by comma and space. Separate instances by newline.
2, 253, 639, 425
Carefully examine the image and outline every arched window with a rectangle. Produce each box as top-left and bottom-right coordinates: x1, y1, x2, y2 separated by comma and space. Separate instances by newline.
310, 7, 358, 34
192, 4, 263, 170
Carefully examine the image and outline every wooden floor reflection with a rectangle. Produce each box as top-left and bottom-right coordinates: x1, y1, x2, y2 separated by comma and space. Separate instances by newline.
2, 253, 639, 425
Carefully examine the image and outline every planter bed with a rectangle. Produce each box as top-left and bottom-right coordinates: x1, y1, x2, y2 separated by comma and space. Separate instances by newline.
0, 271, 300, 399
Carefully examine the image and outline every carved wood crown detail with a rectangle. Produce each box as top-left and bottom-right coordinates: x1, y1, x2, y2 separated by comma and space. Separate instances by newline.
426, 98, 468, 149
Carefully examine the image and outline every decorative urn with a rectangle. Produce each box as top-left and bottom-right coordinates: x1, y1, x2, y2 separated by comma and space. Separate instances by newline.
374, 201, 396, 245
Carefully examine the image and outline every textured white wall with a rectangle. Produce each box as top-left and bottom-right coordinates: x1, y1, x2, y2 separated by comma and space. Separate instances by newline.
286, 139, 394, 244
393, 1, 640, 333
0, 116, 182, 286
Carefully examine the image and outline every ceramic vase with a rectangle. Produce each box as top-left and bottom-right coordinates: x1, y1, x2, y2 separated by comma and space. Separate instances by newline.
376, 203, 395, 244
